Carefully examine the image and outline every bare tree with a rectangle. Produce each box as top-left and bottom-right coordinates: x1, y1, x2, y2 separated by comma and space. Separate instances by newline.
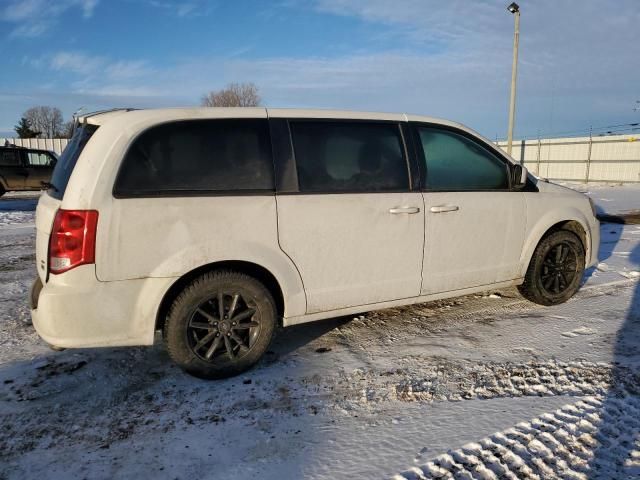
23, 106, 65, 138
201, 82, 261, 107
61, 120, 75, 139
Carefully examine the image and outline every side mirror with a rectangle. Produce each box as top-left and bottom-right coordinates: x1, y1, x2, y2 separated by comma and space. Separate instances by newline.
512, 164, 528, 188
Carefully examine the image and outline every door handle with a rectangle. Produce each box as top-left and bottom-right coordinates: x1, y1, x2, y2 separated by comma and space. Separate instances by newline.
430, 205, 459, 213
389, 206, 420, 214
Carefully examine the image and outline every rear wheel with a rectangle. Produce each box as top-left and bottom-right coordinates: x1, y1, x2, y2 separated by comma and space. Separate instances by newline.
518, 230, 585, 306
164, 270, 276, 379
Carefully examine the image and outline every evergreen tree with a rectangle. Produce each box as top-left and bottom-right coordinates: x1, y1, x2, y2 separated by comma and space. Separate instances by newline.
14, 117, 41, 138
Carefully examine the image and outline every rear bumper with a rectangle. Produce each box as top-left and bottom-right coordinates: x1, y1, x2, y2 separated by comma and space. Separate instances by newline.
30, 266, 174, 348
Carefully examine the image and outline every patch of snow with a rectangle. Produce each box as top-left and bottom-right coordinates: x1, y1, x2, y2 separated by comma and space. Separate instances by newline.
0, 211, 35, 227
561, 327, 597, 338
563, 182, 640, 215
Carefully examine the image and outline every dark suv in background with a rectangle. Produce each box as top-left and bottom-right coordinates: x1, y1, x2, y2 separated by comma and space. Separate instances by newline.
0, 144, 57, 196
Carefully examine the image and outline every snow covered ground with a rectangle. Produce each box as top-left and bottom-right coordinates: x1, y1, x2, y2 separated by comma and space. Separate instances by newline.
0, 191, 37, 230
0, 184, 639, 479
561, 182, 640, 216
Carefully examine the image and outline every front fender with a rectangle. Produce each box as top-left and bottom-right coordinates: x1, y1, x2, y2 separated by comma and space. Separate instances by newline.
520, 206, 593, 277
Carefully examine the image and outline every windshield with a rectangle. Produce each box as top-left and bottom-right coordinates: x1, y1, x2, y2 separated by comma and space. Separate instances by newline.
48, 124, 98, 200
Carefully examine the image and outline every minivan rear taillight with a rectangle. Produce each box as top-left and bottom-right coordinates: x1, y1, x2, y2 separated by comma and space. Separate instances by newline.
49, 209, 98, 274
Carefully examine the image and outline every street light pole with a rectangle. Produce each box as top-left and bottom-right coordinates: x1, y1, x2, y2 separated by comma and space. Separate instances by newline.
506, 2, 520, 156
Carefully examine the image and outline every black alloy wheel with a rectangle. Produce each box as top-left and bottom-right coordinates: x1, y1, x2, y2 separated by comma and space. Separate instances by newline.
164, 271, 276, 379
186, 291, 261, 362
539, 241, 579, 295
518, 230, 585, 306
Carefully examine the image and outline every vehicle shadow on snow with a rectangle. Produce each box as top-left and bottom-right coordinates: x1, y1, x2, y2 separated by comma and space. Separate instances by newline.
0, 315, 354, 477
587, 224, 640, 478
270, 315, 351, 356
0, 315, 351, 406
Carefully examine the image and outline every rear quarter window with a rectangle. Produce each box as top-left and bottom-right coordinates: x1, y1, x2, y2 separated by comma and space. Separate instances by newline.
48, 124, 98, 200
114, 119, 274, 196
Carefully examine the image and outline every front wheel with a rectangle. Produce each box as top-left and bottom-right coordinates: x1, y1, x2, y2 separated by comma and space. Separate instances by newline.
164, 270, 276, 379
518, 230, 585, 306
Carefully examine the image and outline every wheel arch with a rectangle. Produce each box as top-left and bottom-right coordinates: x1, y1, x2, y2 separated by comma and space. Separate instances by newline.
155, 260, 286, 332
520, 215, 590, 277
552, 220, 587, 251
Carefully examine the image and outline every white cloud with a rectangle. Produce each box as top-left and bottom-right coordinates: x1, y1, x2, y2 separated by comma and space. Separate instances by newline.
1, 0, 99, 38
146, 0, 209, 18
43, 51, 154, 81
1, 0, 43, 21
80, 0, 99, 18
50, 52, 106, 75
176, 3, 197, 17
106, 60, 154, 80
9, 22, 49, 38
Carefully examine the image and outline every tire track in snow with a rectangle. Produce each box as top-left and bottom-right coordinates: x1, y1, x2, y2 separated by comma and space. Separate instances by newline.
394, 395, 640, 480
380, 360, 639, 403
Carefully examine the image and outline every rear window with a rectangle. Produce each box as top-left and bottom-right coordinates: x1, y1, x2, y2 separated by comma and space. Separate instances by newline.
114, 119, 274, 196
49, 124, 98, 200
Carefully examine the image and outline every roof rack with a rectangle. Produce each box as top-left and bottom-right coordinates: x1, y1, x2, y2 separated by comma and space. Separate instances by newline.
79, 108, 137, 123
2, 142, 25, 149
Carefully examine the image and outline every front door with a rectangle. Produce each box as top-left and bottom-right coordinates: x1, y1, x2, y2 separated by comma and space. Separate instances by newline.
276, 120, 424, 314
1, 149, 26, 189
413, 124, 526, 295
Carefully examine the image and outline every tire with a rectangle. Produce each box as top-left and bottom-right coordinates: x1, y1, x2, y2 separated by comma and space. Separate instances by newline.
164, 270, 276, 379
518, 230, 585, 306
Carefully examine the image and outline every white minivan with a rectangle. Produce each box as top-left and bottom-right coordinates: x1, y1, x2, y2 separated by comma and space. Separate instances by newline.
30, 108, 599, 378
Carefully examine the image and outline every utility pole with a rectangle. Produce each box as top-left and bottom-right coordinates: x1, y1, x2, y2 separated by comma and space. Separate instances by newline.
506, 2, 520, 156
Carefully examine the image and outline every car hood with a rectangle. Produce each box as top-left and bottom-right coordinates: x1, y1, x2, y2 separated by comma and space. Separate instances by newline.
533, 178, 585, 197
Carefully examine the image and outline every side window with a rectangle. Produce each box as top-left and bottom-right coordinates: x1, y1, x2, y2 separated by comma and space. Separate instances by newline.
1, 150, 20, 167
290, 121, 409, 193
417, 127, 509, 191
115, 119, 274, 195
27, 152, 53, 166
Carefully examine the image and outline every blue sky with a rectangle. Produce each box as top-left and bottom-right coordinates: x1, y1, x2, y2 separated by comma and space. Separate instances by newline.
0, 0, 638, 139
